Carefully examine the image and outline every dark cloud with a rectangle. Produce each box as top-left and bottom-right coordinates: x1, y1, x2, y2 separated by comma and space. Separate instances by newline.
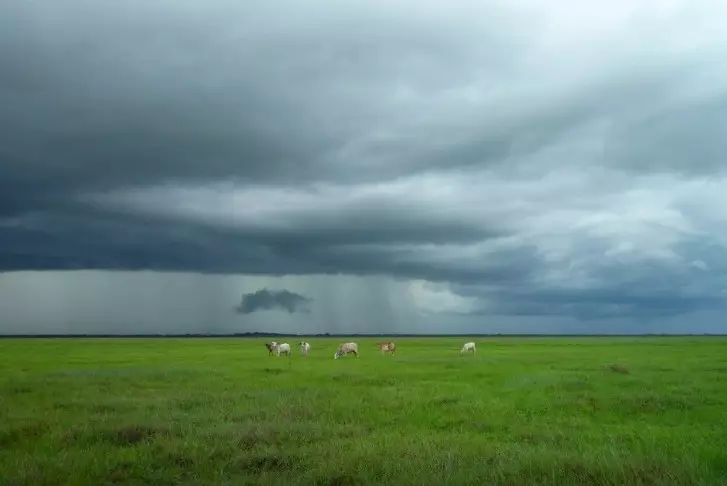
0, 206, 523, 286
2, 0, 727, 327
235, 288, 313, 315
467, 286, 726, 321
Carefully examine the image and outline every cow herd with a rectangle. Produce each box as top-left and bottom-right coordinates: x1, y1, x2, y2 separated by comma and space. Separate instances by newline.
263, 340, 478, 358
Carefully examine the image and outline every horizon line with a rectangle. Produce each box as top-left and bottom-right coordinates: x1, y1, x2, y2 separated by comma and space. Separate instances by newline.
1, 332, 725, 338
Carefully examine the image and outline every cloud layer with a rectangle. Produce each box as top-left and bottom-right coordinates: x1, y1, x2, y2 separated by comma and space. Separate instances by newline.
2, 0, 727, 327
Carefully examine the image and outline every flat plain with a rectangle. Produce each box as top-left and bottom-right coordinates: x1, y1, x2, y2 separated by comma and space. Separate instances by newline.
1, 337, 727, 485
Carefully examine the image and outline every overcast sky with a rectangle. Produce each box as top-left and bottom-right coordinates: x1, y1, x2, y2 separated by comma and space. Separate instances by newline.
2, 0, 727, 335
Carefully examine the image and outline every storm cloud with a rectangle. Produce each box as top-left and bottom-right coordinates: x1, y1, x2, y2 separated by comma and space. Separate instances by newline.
236, 289, 313, 315
2, 0, 727, 333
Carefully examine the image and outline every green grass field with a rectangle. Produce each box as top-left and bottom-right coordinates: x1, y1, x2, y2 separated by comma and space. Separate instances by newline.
1, 337, 727, 485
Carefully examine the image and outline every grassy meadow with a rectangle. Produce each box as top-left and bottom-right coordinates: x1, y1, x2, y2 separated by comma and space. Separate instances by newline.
1, 337, 727, 485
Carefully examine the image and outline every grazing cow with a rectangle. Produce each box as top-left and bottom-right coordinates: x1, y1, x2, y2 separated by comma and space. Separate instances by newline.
334, 342, 359, 359
276, 343, 291, 357
377, 341, 396, 355
264, 342, 278, 356
460, 341, 476, 354
299, 341, 311, 356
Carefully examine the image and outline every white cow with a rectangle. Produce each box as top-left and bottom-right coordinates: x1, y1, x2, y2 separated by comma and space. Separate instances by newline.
334, 342, 359, 359
276, 342, 291, 356
460, 342, 476, 354
299, 341, 311, 356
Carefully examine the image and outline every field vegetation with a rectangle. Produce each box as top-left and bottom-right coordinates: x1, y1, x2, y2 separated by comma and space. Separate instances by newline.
1, 337, 726, 485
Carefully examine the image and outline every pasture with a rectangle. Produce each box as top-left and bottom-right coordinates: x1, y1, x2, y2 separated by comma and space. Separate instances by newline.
1, 337, 727, 485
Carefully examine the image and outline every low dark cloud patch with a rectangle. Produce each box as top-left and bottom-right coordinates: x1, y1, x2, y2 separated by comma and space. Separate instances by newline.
235, 289, 313, 315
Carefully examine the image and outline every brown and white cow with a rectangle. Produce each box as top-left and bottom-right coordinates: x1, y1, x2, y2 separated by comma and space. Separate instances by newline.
377, 341, 396, 355
264, 342, 278, 356
334, 342, 359, 359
